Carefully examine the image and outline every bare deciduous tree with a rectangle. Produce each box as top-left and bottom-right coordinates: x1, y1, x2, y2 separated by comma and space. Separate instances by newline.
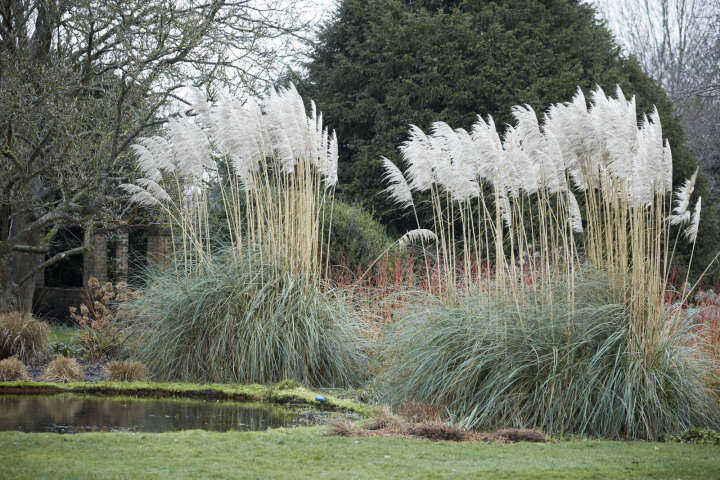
0, 0, 315, 311
594, 0, 720, 203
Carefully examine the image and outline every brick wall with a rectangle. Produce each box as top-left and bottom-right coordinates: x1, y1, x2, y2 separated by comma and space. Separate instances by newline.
83, 232, 107, 285
147, 226, 172, 268
115, 230, 129, 283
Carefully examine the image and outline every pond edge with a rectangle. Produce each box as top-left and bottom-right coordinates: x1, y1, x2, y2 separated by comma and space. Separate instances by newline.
0, 381, 374, 416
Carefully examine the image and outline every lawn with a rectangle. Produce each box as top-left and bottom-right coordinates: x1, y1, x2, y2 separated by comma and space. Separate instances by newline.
1, 427, 718, 480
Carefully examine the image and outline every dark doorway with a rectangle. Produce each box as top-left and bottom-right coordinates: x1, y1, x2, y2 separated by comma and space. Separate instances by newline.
44, 227, 84, 287
128, 228, 148, 288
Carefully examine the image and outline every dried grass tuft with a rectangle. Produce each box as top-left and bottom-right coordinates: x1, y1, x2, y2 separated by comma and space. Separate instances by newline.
327, 418, 364, 437
491, 428, 547, 443
0, 311, 50, 363
0, 356, 30, 381
407, 421, 468, 441
364, 408, 402, 431
105, 360, 148, 381
41, 355, 84, 383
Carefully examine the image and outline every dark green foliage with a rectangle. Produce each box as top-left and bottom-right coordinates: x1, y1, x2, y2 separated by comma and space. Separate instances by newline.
379, 268, 720, 440
128, 251, 370, 386
324, 201, 392, 270
301, 0, 718, 274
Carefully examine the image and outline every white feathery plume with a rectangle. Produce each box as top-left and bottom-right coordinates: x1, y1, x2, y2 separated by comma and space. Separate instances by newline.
452, 127, 481, 198
264, 87, 297, 174
428, 122, 457, 195
165, 117, 211, 180
662, 139, 673, 192
429, 122, 479, 201
207, 95, 263, 189
136, 178, 171, 203
630, 115, 654, 206
471, 115, 504, 183
323, 130, 339, 188
671, 167, 698, 222
400, 125, 435, 192
188, 86, 212, 124
589, 86, 637, 183
498, 193, 512, 229
512, 104, 565, 194
501, 125, 537, 195
398, 229, 437, 248
137, 136, 173, 172
120, 183, 160, 207
130, 143, 162, 182
567, 191, 583, 233
380, 156, 414, 209
684, 197, 701, 243
645, 107, 666, 192
308, 100, 324, 166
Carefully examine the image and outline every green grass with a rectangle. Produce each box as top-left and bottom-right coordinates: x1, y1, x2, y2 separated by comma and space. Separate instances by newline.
0, 381, 375, 416
1, 427, 718, 479
48, 324, 79, 345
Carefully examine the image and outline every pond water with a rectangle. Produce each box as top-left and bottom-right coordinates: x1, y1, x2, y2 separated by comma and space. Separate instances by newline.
0, 394, 307, 433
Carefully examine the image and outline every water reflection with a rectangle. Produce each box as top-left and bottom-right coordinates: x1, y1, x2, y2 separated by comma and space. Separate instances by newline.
0, 394, 299, 433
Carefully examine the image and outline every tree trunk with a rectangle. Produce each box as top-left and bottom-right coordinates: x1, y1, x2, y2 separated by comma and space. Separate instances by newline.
0, 255, 19, 313
0, 213, 44, 313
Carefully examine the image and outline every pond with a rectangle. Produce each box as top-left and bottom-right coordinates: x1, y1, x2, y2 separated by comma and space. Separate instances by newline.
0, 394, 311, 433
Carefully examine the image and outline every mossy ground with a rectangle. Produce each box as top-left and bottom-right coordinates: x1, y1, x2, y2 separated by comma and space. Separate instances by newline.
1, 427, 719, 479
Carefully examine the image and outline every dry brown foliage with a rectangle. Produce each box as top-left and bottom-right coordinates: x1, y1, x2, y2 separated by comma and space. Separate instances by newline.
41, 355, 84, 382
327, 413, 546, 444
0, 311, 49, 363
397, 401, 443, 423
0, 356, 30, 381
69, 278, 138, 361
327, 418, 364, 437
105, 359, 148, 381
488, 428, 547, 443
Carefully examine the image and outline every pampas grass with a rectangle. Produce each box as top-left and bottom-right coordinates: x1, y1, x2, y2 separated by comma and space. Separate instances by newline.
120, 86, 370, 385
379, 268, 720, 440
382, 84, 707, 353
379, 85, 718, 439
121, 84, 338, 281
129, 250, 369, 386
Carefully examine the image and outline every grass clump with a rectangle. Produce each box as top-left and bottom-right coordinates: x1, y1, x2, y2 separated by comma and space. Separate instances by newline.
105, 360, 149, 382
41, 355, 84, 383
380, 268, 720, 440
129, 251, 369, 386
0, 356, 30, 381
0, 311, 50, 363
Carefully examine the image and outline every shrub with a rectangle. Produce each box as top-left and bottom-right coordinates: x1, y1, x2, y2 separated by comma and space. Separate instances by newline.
69, 277, 137, 361
129, 251, 370, 386
0, 356, 30, 381
105, 360, 149, 382
323, 200, 392, 270
379, 268, 720, 440
0, 311, 50, 363
41, 355, 84, 382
